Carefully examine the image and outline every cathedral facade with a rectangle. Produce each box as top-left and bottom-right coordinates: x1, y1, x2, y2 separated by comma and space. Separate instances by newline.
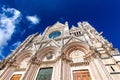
0, 21, 120, 80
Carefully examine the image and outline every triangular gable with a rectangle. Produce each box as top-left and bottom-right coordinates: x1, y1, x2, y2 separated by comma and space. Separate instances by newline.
70, 25, 78, 31
63, 36, 85, 47
51, 21, 65, 29
40, 39, 60, 49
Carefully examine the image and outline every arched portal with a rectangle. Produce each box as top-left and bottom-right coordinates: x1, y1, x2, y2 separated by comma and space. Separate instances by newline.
63, 41, 90, 59
62, 42, 92, 80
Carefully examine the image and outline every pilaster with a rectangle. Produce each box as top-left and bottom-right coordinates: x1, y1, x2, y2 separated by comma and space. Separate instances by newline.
23, 61, 39, 80
0, 64, 16, 80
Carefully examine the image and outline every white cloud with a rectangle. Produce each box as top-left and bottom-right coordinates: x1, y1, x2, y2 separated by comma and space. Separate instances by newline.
0, 7, 21, 59
26, 15, 40, 24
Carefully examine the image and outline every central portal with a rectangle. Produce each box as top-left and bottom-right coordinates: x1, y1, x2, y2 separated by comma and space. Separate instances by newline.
73, 69, 92, 80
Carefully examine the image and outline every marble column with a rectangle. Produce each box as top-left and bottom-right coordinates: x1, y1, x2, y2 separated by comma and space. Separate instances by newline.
93, 58, 112, 80
90, 59, 103, 80
23, 63, 39, 80
62, 60, 71, 80
98, 57, 113, 80
53, 59, 62, 80
0, 65, 16, 80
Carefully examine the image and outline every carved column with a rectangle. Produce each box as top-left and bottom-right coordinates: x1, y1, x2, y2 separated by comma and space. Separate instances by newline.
23, 62, 39, 80
62, 57, 71, 80
52, 59, 62, 80
0, 64, 16, 80
90, 58, 103, 80
93, 57, 112, 80
98, 57, 113, 80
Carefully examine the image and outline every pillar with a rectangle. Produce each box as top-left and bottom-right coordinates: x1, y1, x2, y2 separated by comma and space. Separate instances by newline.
62, 60, 71, 80
23, 63, 39, 80
0, 65, 16, 80
93, 57, 112, 80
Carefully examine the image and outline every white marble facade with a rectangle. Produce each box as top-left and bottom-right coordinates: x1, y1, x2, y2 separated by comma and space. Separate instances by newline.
0, 21, 120, 80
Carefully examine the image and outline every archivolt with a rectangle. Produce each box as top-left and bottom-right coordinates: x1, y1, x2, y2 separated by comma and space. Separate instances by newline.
15, 50, 32, 63
62, 41, 90, 58
36, 46, 58, 61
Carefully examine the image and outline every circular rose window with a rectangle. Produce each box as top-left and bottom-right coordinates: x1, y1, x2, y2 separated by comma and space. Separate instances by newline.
49, 31, 61, 39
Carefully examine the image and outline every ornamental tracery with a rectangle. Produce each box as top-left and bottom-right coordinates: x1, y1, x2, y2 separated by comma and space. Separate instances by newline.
36, 46, 59, 62
62, 42, 90, 65
70, 50, 85, 63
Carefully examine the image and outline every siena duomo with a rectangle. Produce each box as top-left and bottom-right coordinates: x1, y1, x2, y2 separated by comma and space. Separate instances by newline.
0, 21, 120, 80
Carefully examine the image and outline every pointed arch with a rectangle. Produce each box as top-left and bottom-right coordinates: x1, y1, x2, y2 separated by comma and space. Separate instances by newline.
36, 46, 58, 61
62, 41, 90, 58
15, 50, 32, 64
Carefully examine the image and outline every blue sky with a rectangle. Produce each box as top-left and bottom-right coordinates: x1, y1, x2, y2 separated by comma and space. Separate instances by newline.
0, 0, 120, 60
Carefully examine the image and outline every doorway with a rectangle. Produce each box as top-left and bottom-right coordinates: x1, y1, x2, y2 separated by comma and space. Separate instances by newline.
10, 74, 22, 80
73, 69, 92, 80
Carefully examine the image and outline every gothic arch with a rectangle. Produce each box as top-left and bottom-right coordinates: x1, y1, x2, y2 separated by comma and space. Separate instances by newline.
36, 46, 58, 61
15, 50, 32, 64
62, 41, 90, 58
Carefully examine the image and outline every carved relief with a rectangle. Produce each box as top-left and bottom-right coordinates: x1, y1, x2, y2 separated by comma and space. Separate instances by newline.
70, 50, 85, 63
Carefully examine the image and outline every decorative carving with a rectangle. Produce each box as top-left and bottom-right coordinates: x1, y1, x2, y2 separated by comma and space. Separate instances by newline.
46, 53, 53, 60
31, 56, 37, 62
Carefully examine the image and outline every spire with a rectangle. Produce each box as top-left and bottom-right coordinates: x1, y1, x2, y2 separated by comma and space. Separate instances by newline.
70, 25, 78, 30
65, 21, 68, 26
77, 22, 83, 28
